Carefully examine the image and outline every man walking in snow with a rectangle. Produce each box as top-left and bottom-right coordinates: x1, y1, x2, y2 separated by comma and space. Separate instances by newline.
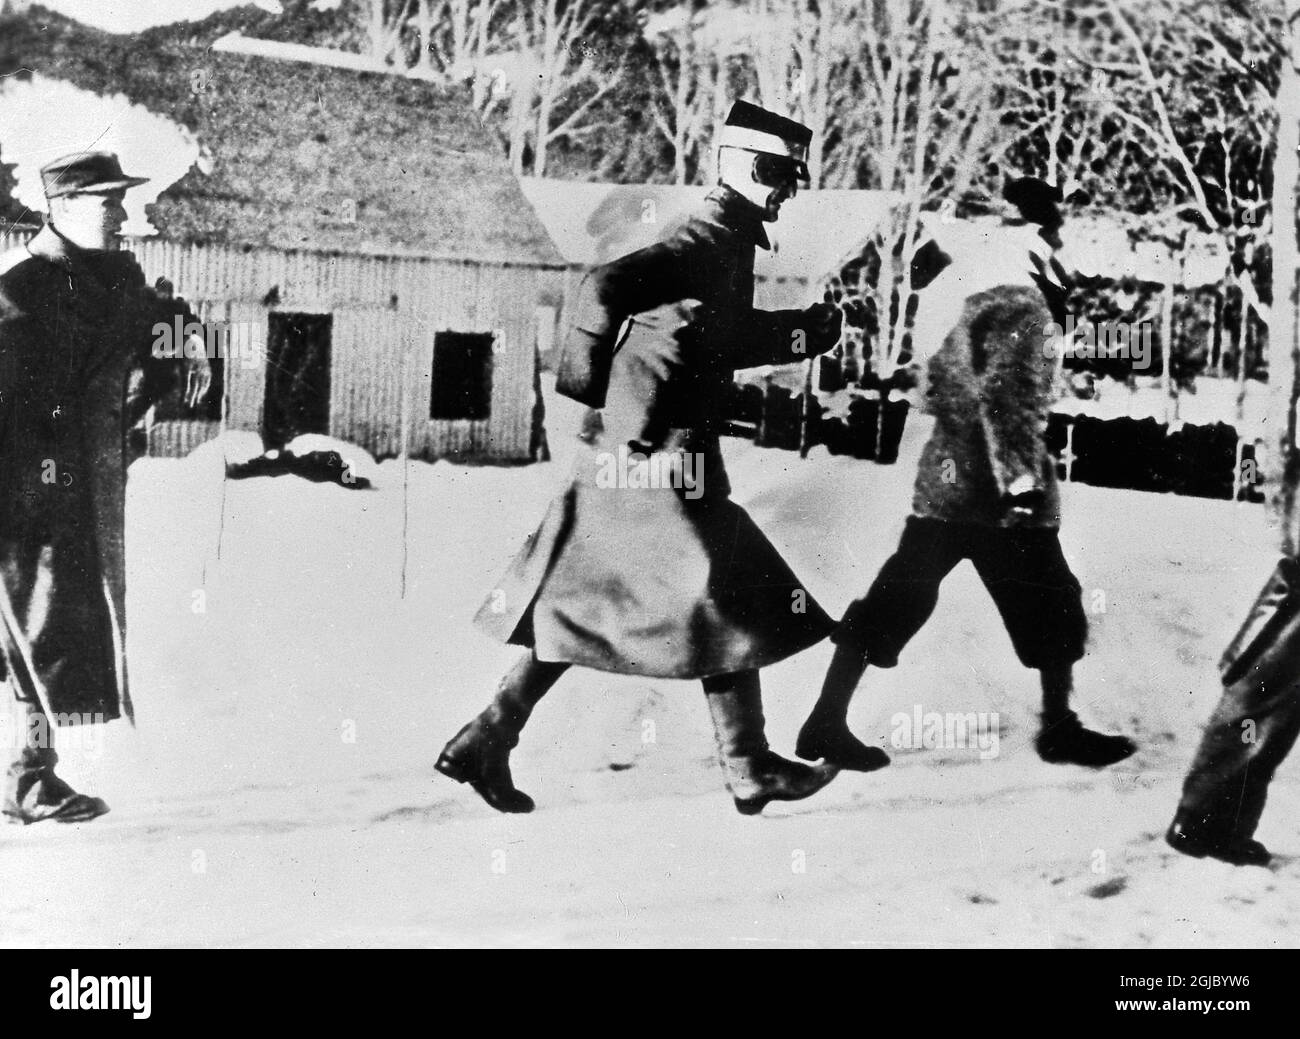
437, 102, 844, 816
796, 178, 1137, 773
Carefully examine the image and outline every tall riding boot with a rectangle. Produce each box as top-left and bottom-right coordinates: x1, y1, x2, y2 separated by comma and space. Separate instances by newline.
704, 670, 839, 816
436, 652, 568, 814
2, 697, 109, 825
1034, 665, 1136, 767
796, 644, 890, 772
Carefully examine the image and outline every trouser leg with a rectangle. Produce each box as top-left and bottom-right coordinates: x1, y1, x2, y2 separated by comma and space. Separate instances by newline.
831, 517, 967, 671
1177, 671, 1300, 843
798, 518, 961, 771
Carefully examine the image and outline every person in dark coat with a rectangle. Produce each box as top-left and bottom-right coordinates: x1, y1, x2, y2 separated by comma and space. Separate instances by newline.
796, 179, 1137, 772
0, 152, 211, 824
438, 102, 844, 816
1166, 558, 1300, 866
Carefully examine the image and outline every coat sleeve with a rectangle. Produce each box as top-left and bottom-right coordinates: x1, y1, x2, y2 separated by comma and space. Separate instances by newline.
134, 289, 211, 416
715, 306, 831, 370
556, 239, 696, 407
969, 291, 1055, 500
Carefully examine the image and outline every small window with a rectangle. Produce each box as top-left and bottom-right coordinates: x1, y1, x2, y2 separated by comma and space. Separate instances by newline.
431, 331, 494, 420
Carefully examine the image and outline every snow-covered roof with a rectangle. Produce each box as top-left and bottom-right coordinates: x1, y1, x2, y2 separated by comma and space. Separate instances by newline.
0, 14, 565, 265
521, 178, 898, 305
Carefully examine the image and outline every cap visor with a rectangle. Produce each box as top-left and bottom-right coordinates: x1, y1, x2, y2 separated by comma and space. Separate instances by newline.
49, 176, 149, 198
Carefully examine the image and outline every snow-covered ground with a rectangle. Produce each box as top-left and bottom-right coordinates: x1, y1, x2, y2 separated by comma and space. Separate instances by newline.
1, 377, 1295, 948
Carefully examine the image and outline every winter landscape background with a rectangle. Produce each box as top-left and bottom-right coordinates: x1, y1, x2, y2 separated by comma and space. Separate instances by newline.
0, 378, 1293, 948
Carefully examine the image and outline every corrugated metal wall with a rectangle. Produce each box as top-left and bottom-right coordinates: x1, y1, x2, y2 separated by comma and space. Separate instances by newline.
1, 231, 556, 462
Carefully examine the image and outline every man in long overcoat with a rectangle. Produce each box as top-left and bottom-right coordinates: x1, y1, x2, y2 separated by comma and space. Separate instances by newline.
0, 152, 210, 823
796, 179, 1137, 772
438, 102, 844, 816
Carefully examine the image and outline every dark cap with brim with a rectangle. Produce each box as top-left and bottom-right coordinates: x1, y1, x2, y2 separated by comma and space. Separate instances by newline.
40, 151, 148, 199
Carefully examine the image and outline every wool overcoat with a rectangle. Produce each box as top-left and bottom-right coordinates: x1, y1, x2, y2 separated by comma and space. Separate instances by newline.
474, 187, 836, 678
0, 226, 191, 722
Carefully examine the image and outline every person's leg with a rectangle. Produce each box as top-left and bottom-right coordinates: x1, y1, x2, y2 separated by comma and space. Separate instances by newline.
2, 687, 108, 825
798, 517, 964, 769
970, 527, 1135, 766
1166, 669, 1300, 866
1165, 560, 1300, 866
435, 650, 569, 814
703, 668, 838, 815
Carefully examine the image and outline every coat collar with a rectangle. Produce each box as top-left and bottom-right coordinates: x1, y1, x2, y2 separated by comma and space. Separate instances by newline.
26, 222, 83, 268
704, 185, 771, 250
27, 223, 143, 293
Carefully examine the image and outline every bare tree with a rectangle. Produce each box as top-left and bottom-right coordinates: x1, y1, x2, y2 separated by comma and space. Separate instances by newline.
495, 0, 628, 177
644, 5, 716, 184
1269, 0, 1300, 552
355, 0, 417, 65
1069, 0, 1274, 419
840, 0, 1012, 380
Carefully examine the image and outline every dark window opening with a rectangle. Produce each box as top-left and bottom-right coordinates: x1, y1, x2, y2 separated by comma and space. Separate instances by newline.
263, 312, 333, 448
431, 331, 494, 421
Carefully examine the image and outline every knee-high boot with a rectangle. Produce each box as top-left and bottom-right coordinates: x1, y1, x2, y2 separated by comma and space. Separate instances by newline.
436, 652, 568, 814
703, 670, 839, 816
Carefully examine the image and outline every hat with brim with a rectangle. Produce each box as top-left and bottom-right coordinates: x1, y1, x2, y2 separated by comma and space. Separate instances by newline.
40, 152, 149, 199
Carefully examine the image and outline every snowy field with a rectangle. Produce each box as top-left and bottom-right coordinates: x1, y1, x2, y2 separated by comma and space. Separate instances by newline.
1, 377, 1296, 948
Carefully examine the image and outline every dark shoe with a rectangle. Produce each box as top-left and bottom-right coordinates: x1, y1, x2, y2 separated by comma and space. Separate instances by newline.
796, 716, 891, 772
435, 720, 535, 814
1035, 712, 1136, 767
721, 751, 840, 816
3, 757, 110, 826
1166, 818, 1271, 867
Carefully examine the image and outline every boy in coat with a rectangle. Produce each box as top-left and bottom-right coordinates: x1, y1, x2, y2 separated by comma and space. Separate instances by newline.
796, 179, 1137, 772
0, 152, 210, 823
438, 102, 844, 816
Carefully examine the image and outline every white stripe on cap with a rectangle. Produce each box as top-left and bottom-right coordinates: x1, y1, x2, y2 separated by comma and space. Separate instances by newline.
718, 124, 807, 159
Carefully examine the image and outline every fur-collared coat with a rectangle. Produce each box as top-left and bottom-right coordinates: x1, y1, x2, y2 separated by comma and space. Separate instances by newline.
474, 187, 837, 678
912, 283, 1061, 528
0, 225, 194, 722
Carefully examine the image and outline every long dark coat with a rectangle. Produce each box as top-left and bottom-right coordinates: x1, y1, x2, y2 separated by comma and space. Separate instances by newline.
474, 187, 835, 678
0, 226, 190, 722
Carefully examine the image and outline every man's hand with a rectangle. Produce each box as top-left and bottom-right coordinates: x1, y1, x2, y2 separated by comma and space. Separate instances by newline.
1003, 475, 1044, 527
183, 344, 213, 408
803, 302, 843, 353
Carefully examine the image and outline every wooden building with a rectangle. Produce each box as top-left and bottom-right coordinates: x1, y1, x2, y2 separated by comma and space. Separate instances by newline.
0, 18, 567, 462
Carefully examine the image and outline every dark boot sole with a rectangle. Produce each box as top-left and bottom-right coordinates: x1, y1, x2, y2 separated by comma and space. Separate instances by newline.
795, 742, 891, 772
731, 765, 840, 816
1165, 828, 1270, 867
795, 730, 892, 773
435, 754, 535, 814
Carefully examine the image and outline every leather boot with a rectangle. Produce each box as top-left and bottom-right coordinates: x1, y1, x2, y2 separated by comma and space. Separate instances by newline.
3, 745, 109, 826
435, 655, 566, 814
1166, 808, 1271, 867
1035, 710, 1136, 767
796, 644, 891, 772
704, 673, 839, 816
